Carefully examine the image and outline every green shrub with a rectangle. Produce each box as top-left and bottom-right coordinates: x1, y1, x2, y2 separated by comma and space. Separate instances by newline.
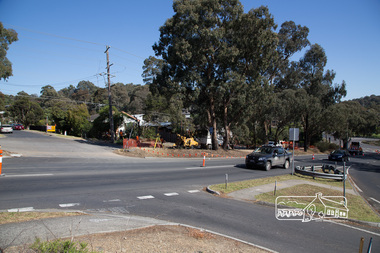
30, 238, 96, 253
316, 141, 339, 152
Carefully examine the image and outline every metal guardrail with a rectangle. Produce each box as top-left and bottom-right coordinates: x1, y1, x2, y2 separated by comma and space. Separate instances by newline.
295, 165, 348, 181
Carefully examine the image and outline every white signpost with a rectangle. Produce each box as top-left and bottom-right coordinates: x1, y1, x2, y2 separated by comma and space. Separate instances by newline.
289, 128, 299, 175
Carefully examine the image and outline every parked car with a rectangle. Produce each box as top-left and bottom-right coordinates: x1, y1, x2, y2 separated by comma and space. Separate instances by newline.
245, 145, 292, 171
328, 149, 350, 162
0, 125, 13, 134
13, 123, 24, 130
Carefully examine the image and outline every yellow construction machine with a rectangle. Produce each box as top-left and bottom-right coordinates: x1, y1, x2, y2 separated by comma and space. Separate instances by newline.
173, 134, 199, 149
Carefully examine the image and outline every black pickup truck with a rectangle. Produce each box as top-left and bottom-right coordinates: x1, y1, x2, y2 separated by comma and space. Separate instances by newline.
245, 145, 292, 171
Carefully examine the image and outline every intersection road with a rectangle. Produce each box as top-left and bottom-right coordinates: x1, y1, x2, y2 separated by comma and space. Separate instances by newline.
0, 131, 379, 252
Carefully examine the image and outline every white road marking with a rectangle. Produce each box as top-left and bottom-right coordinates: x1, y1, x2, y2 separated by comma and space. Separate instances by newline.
349, 179, 363, 192
89, 219, 111, 223
326, 220, 380, 237
137, 195, 155, 200
59, 203, 80, 208
164, 192, 179, 196
186, 165, 234, 170
369, 197, 380, 204
4, 174, 53, 177
8, 207, 34, 212
188, 190, 200, 193
102, 199, 121, 202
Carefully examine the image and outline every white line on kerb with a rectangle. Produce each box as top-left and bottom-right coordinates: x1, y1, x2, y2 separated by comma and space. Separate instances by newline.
59, 203, 80, 208
164, 192, 179, 196
137, 195, 155, 200
349, 179, 363, 192
8, 207, 34, 212
370, 197, 380, 204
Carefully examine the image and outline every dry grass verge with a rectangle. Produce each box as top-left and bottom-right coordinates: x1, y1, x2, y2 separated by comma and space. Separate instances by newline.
5, 225, 270, 253
0, 211, 84, 225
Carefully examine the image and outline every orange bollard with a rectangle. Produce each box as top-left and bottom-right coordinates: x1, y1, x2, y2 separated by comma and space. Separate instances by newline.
0, 149, 2, 175
202, 155, 205, 167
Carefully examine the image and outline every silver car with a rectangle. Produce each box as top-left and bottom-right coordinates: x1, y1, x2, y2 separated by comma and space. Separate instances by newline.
0, 125, 13, 133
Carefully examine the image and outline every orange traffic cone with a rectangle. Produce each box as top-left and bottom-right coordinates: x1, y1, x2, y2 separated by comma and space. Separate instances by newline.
312, 154, 315, 160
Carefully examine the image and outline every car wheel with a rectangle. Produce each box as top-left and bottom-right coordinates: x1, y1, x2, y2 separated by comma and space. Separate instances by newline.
265, 161, 272, 171
283, 160, 290, 169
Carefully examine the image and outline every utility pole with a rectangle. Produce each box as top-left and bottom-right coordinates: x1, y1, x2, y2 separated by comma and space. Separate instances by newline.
105, 46, 115, 143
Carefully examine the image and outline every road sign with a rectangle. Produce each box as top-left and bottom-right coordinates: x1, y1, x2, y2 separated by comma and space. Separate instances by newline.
289, 128, 299, 141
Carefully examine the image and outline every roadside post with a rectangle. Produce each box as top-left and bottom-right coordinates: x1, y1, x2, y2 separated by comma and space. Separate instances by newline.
289, 128, 299, 175
343, 162, 346, 204
0, 148, 3, 176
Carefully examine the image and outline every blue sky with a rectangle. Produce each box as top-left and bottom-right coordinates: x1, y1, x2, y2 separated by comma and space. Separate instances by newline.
0, 0, 379, 101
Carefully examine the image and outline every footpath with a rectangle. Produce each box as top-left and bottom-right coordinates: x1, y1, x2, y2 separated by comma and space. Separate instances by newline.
0, 211, 176, 249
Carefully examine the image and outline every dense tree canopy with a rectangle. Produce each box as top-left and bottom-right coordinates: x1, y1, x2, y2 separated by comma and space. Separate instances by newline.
0, 22, 18, 81
1, 1, 377, 146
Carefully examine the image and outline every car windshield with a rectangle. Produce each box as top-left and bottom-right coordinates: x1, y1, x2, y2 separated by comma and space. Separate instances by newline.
255, 147, 273, 154
332, 150, 345, 154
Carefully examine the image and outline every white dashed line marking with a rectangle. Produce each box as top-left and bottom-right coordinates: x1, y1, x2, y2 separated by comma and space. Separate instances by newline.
59, 203, 80, 208
186, 165, 234, 170
164, 192, 179, 196
370, 197, 380, 204
188, 190, 200, 193
137, 195, 155, 200
8, 207, 34, 212
103, 199, 121, 202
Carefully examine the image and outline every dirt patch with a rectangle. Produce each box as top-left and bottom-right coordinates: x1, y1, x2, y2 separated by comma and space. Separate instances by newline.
115, 147, 252, 159
6, 225, 269, 253
115, 146, 325, 159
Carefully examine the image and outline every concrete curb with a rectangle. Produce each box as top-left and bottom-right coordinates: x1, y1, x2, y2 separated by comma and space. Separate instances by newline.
206, 185, 220, 195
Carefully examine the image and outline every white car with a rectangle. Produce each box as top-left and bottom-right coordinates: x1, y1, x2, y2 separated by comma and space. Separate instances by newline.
0, 125, 13, 133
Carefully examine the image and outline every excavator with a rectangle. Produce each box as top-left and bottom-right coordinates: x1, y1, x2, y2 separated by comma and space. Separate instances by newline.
173, 133, 199, 149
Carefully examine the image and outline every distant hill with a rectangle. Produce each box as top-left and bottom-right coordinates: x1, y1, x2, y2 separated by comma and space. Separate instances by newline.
352, 95, 380, 113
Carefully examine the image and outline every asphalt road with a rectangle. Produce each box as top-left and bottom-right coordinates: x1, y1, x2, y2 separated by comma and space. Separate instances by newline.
0, 131, 379, 252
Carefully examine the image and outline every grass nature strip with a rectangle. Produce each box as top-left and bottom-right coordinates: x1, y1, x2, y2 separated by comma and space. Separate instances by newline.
257, 184, 380, 222
209, 174, 380, 223
210, 174, 352, 194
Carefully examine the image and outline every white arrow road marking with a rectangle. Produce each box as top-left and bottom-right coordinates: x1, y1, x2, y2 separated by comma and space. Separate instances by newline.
188, 190, 200, 193
8, 207, 34, 212
164, 192, 179, 196
370, 197, 380, 204
59, 203, 80, 208
137, 195, 155, 200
